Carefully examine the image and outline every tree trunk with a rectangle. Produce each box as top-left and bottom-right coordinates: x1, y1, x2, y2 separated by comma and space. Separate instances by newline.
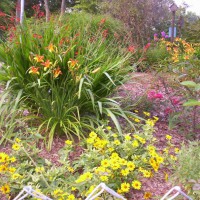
61, 0, 66, 16
44, 0, 50, 22
16, 0, 21, 24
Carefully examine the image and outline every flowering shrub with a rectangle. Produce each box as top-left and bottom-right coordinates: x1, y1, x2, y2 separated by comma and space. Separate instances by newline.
0, 120, 175, 200
0, 13, 135, 149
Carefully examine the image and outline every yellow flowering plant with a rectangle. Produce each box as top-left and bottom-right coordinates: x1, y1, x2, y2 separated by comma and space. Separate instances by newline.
0, 120, 173, 200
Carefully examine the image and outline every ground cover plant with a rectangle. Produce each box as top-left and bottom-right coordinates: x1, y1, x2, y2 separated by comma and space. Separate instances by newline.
0, 13, 136, 149
0, 118, 177, 200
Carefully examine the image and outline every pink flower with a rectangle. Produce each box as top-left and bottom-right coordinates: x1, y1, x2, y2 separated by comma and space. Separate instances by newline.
154, 93, 164, 99
164, 107, 173, 115
171, 97, 180, 105
148, 90, 164, 100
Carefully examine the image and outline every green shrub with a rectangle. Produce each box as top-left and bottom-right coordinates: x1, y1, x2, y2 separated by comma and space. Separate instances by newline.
0, 13, 135, 149
145, 43, 170, 67
171, 141, 200, 199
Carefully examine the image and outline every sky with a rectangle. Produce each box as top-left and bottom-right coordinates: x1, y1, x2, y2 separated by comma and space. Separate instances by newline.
174, 0, 200, 16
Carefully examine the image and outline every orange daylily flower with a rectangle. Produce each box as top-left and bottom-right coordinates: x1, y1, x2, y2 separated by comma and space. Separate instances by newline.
29, 66, 40, 75
47, 43, 54, 53
34, 55, 44, 63
68, 58, 78, 68
41, 60, 52, 71
53, 67, 62, 78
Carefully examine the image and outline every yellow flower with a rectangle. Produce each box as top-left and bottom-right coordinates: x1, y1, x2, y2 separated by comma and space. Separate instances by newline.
12, 143, 20, 151
86, 138, 94, 144
75, 172, 93, 183
100, 175, 108, 182
127, 161, 135, 171
144, 192, 152, 199
124, 135, 131, 141
89, 131, 97, 138
132, 140, 139, 148
85, 185, 95, 196
35, 167, 45, 173
146, 119, 155, 127
120, 158, 127, 165
0, 164, 8, 172
12, 173, 22, 180
110, 152, 119, 158
53, 188, 63, 196
9, 156, 16, 163
132, 180, 142, 190
101, 159, 110, 168
134, 118, 141, 123
153, 116, 159, 121
166, 135, 172, 140
121, 168, 129, 176
65, 140, 73, 145
142, 170, 151, 178
143, 111, 150, 116
67, 194, 75, 200
156, 156, 164, 164
0, 184, 10, 194
67, 166, 74, 173
15, 138, 21, 143
113, 139, 121, 145
106, 126, 112, 130
152, 162, 159, 172
121, 182, 130, 193
8, 167, 16, 173
134, 110, 138, 113
0, 153, 9, 163
174, 148, 180, 154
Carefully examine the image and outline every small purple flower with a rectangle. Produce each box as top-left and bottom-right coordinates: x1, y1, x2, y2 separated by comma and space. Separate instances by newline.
154, 33, 158, 37
165, 35, 169, 38
23, 109, 29, 116
161, 31, 166, 38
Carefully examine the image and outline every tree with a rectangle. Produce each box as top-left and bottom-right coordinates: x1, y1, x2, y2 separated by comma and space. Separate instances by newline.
61, 0, 66, 16
44, 0, 50, 21
102, 0, 173, 44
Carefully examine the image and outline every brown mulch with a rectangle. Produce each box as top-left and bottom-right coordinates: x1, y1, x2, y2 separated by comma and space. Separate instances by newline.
0, 72, 193, 199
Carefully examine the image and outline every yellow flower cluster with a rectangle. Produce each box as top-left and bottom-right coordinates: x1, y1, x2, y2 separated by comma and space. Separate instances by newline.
53, 188, 75, 200
162, 38, 195, 63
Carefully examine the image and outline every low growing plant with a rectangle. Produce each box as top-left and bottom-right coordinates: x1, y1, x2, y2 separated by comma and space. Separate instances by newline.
0, 120, 173, 200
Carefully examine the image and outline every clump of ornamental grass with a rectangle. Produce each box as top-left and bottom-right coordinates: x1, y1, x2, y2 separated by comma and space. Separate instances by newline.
0, 13, 136, 149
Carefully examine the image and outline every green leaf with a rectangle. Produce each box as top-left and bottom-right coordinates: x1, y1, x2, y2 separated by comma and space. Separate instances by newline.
78, 77, 85, 99
181, 81, 197, 87
183, 99, 200, 106
106, 109, 122, 136
97, 101, 102, 115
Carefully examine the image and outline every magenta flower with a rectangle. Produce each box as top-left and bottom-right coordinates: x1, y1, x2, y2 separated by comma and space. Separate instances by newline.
148, 90, 164, 100
161, 31, 166, 38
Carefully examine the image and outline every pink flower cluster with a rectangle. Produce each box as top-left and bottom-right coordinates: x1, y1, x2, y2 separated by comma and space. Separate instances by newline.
148, 90, 164, 100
